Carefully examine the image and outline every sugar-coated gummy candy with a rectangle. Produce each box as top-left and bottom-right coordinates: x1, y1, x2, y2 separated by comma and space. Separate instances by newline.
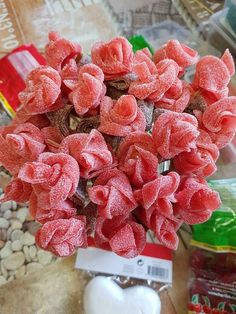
201, 97, 236, 148
18, 152, 80, 207
59, 129, 113, 178
192, 50, 235, 101
154, 40, 198, 73
88, 168, 137, 219
117, 131, 158, 188
155, 80, 192, 112
0, 123, 45, 175
68, 64, 106, 116
98, 95, 146, 137
129, 59, 179, 101
45, 31, 82, 71
95, 216, 146, 258
35, 217, 87, 256
152, 112, 199, 159
91, 37, 133, 80
149, 213, 181, 250
174, 129, 219, 177
2, 177, 32, 203
42, 126, 63, 152
29, 192, 77, 224
18, 66, 62, 115
134, 172, 180, 220
136, 206, 181, 250
132, 48, 157, 76
174, 175, 221, 224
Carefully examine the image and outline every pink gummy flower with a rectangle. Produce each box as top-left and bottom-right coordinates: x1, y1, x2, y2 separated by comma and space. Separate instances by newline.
95, 216, 146, 258
91, 37, 133, 80
117, 132, 158, 188
155, 80, 192, 112
174, 129, 219, 177
201, 96, 236, 148
19, 66, 62, 115
134, 172, 180, 220
45, 31, 82, 71
2, 177, 32, 203
0, 123, 45, 175
29, 192, 77, 224
154, 40, 199, 73
192, 50, 235, 102
152, 112, 199, 159
98, 95, 146, 137
129, 59, 179, 101
59, 129, 113, 179
18, 152, 80, 207
35, 217, 87, 256
132, 48, 157, 74
88, 169, 137, 219
149, 212, 181, 250
174, 175, 221, 224
136, 206, 181, 250
67, 64, 106, 116
41, 126, 63, 153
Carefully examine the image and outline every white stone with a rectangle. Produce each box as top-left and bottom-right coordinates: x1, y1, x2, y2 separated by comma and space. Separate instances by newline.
0, 241, 12, 259
11, 229, 23, 241
6, 227, 12, 240
3, 210, 12, 220
20, 232, 35, 246
0, 201, 12, 212
15, 265, 26, 278
29, 245, 37, 259
11, 220, 22, 230
0, 240, 5, 249
23, 246, 31, 262
0, 261, 8, 279
37, 250, 53, 265
84, 276, 161, 314
26, 262, 43, 274
12, 201, 17, 210
0, 275, 7, 285
16, 207, 28, 223
11, 240, 23, 251
8, 275, 14, 282
4, 252, 25, 270
0, 218, 9, 229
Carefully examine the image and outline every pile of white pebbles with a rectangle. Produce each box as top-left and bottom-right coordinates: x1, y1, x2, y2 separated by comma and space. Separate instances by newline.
0, 176, 57, 286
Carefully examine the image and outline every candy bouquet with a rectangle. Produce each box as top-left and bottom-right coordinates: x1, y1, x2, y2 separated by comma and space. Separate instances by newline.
0, 32, 235, 258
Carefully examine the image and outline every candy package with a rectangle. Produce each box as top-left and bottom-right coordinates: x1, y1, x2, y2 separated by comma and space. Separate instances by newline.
75, 234, 173, 314
188, 178, 236, 314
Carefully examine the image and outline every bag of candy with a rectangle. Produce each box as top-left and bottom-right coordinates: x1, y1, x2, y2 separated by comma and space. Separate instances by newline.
188, 178, 236, 314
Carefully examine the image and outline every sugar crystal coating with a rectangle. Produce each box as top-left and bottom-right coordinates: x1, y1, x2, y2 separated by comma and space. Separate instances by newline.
174, 175, 221, 224
88, 169, 137, 219
91, 37, 133, 80
35, 217, 87, 256
152, 112, 199, 159
98, 95, 146, 136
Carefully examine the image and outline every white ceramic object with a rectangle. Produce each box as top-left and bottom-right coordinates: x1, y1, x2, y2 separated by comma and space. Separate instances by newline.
84, 276, 161, 314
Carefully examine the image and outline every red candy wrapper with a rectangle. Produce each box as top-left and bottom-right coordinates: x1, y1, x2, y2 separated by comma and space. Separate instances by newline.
0, 45, 46, 117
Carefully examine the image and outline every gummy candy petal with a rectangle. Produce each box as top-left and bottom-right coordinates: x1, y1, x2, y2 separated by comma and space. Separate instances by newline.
91, 37, 133, 80
98, 95, 146, 137
152, 112, 199, 159
45, 31, 82, 71
35, 217, 87, 256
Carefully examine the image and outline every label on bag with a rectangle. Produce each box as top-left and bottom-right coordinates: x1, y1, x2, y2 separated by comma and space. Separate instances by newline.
75, 239, 173, 284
